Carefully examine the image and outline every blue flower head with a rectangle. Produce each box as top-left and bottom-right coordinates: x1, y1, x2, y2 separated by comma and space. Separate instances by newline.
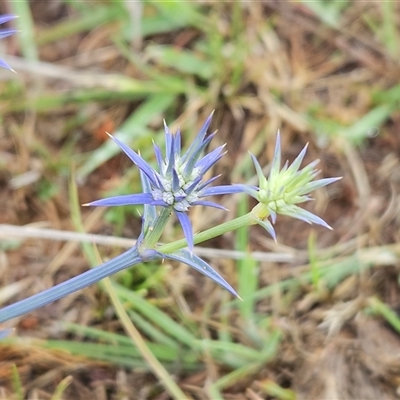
0, 14, 17, 71
84, 113, 244, 250
137, 170, 239, 298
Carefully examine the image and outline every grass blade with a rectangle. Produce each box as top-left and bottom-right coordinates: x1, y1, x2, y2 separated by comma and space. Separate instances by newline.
10, 0, 38, 61
114, 284, 198, 348
77, 93, 176, 179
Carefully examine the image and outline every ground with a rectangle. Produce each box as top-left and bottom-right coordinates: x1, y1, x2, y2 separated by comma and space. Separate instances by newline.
1, 1, 400, 399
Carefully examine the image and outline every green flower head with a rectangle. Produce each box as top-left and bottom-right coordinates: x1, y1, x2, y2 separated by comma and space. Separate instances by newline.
242, 133, 341, 240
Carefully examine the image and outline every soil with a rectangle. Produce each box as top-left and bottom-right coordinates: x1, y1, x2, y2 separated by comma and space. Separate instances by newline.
1, 1, 400, 399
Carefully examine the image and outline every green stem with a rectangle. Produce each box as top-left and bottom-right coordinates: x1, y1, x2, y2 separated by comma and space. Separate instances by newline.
158, 213, 254, 254
141, 207, 172, 248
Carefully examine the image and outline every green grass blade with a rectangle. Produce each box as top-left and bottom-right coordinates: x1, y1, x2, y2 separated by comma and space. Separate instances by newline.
61, 322, 137, 346
381, 1, 399, 58
50, 376, 73, 400
260, 381, 296, 400
198, 340, 264, 367
212, 362, 264, 391
211, 329, 281, 390
238, 245, 399, 307
308, 103, 394, 146
146, 45, 214, 79
43, 340, 148, 368
367, 296, 400, 334
11, 364, 24, 400
44, 339, 197, 364
114, 283, 198, 348
77, 93, 176, 179
4, 85, 167, 113
343, 104, 393, 144
149, 0, 206, 30
128, 309, 180, 348
10, 0, 38, 61
206, 385, 224, 400
36, 5, 124, 46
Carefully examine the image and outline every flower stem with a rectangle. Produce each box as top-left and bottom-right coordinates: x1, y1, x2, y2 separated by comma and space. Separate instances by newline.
158, 213, 255, 254
141, 207, 172, 249
0, 247, 141, 323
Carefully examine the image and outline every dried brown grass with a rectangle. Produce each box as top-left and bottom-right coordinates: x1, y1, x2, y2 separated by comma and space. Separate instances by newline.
1, 1, 400, 399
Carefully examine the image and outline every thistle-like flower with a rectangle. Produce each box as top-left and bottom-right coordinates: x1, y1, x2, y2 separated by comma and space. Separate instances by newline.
0, 121, 341, 328
0, 14, 17, 71
242, 133, 341, 240
84, 113, 244, 250
137, 170, 239, 297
